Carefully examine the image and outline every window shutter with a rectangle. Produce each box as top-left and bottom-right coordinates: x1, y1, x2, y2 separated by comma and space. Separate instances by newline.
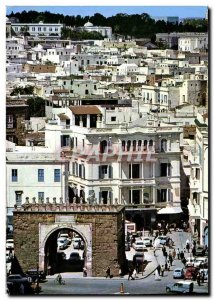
109, 165, 112, 178
82, 165, 85, 179
98, 166, 101, 179
168, 189, 171, 202
72, 162, 75, 175
76, 163, 78, 176
109, 191, 112, 201
61, 135, 63, 147
79, 164, 82, 178
168, 163, 171, 176
99, 192, 102, 203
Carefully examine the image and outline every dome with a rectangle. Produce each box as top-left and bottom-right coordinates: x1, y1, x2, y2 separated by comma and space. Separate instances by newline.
84, 21, 93, 27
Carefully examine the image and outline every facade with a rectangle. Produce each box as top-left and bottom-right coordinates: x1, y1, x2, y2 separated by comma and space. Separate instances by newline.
178, 34, 208, 52
187, 112, 208, 245
77, 21, 112, 38
11, 21, 63, 37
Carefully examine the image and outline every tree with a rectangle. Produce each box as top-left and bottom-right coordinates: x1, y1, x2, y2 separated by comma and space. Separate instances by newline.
27, 97, 45, 117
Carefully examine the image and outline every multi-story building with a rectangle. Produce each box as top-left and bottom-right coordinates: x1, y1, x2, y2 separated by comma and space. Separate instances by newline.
11, 21, 63, 37
187, 112, 208, 246
43, 105, 183, 228
178, 34, 208, 52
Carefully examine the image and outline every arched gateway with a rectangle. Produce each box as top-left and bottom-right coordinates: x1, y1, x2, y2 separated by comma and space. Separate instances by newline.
13, 203, 126, 277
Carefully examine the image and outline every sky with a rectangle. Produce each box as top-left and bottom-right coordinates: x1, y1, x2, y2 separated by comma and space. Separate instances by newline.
6, 5, 208, 19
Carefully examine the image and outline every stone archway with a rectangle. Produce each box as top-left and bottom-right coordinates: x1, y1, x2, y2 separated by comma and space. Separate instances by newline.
39, 223, 92, 276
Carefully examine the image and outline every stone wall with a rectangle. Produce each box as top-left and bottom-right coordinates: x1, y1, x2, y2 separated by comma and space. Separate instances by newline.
13, 205, 126, 277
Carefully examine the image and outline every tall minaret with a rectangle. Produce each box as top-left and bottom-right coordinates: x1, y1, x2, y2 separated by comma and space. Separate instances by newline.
205, 7, 209, 20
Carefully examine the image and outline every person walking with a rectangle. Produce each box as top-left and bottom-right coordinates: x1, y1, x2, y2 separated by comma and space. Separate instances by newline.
201, 271, 205, 284
172, 248, 176, 260
168, 252, 173, 266
186, 242, 190, 253
56, 273, 62, 285
197, 273, 201, 286
192, 246, 196, 257
133, 268, 137, 279
176, 248, 180, 259
83, 267, 87, 277
161, 265, 164, 277
106, 266, 111, 278
162, 245, 166, 254
157, 264, 161, 276
180, 250, 184, 260
128, 267, 134, 280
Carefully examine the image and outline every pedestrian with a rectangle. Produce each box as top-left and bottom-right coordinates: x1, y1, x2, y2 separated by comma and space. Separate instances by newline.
165, 262, 168, 271
180, 250, 184, 260
133, 268, 137, 279
181, 257, 186, 266
176, 248, 180, 259
192, 246, 196, 257
167, 261, 171, 271
83, 267, 87, 277
201, 271, 205, 284
164, 251, 168, 260
128, 267, 134, 280
155, 269, 160, 280
157, 264, 161, 276
106, 266, 111, 278
162, 245, 166, 254
168, 252, 173, 266
172, 248, 176, 260
161, 265, 164, 277
196, 273, 201, 286
186, 242, 190, 253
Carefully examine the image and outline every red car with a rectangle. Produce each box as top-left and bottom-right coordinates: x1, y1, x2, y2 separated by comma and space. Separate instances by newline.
184, 267, 199, 280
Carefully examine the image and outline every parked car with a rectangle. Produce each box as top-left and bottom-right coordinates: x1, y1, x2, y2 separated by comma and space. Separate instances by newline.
59, 233, 71, 245
25, 269, 46, 282
166, 281, 194, 294
57, 237, 69, 250
73, 237, 84, 250
173, 268, 185, 279
7, 274, 29, 284
195, 245, 205, 256
156, 236, 168, 245
69, 252, 81, 262
142, 237, 152, 247
6, 239, 14, 250
133, 240, 147, 251
184, 267, 199, 280
193, 257, 208, 268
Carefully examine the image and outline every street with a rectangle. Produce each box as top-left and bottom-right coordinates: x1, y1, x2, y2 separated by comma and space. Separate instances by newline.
39, 230, 209, 295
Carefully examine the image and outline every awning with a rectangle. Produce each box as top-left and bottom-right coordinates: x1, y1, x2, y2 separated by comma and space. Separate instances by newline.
157, 206, 183, 214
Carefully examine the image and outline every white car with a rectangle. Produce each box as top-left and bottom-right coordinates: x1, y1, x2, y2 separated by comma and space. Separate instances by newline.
142, 237, 152, 247
73, 237, 84, 249
59, 233, 71, 245
193, 257, 208, 268
6, 239, 14, 250
185, 257, 195, 267
57, 237, 69, 250
133, 240, 146, 251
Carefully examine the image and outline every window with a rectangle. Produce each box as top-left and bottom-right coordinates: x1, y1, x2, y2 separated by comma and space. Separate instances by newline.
38, 27, 41, 31
61, 135, 70, 147
132, 164, 140, 179
38, 192, 44, 201
161, 139, 167, 152
127, 140, 131, 151
160, 163, 168, 176
111, 116, 116, 121
85, 89, 89, 95
15, 192, 22, 207
98, 165, 112, 179
12, 169, 18, 182
54, 169, 61, 182
196, 168, 200, 180
38, 169, 44, 182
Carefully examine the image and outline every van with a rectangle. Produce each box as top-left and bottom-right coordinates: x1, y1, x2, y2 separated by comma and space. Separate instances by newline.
57, 237, 68, 250
166, 281, 194, 294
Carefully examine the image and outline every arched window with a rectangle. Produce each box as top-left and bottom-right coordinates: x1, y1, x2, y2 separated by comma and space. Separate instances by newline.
127, 140, 131, 151
133, 140, 136, 151
161, 139, 167, 152
100, 140, 107, 153
138, 140, 142, 151
122, 140, 126, 152
143, 140, 147, 151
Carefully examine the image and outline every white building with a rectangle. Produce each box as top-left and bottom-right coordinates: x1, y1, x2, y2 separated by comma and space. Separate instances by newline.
178, 34, 208, 52
77, 21, 112, 38
6, 141, 69, 224
42, 105, 183, 227
11, 21, 63, 37
187, 112, 208, 246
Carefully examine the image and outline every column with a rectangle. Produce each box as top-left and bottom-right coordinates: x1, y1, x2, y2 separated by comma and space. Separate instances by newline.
79, 115, 83, 127
86, 114, 90, 128
130, 187, 133, 204
119, 187, 121, 204
152, 186, 156, 204
141, 187, 144, 204
130, 163, 133, 179
152, 162, 155, 178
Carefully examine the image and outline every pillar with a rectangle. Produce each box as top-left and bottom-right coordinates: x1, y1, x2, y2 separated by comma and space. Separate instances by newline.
86, 114, 90, 128
152, 186, 156, 204
152, 162, 155, 178
130, 187, 133, 204
141, 188, 144, 204
79, 115, 83, 127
